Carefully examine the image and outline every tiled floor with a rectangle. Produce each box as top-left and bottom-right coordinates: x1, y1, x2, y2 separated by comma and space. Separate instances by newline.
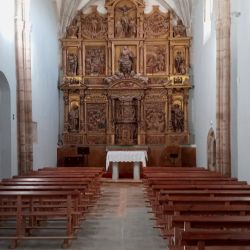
0, 182, 167, 250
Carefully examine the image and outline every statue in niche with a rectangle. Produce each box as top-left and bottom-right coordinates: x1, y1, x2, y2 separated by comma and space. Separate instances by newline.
118, 46, 135, 76
173, 19, 187, 37
116, 5, 136, 38
85, 48, 105, 76
67, 53, 78, 75
174, 51, 186, 75
171, 104, 184, 132
68, 104, 79, 132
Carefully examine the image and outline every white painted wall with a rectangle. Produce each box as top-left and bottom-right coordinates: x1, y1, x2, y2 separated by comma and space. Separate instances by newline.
231, 0, 250, 182
190, 0, 216, 167
0, 72, 11, 178
30, 0, 59, 169
0, 0, 18, 178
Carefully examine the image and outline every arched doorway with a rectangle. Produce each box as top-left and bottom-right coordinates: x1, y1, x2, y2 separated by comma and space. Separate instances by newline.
0, 71, 11, 178
207, 128, 216, 172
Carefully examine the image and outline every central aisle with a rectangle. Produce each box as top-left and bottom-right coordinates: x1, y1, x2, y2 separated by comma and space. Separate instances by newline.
74, 182, 167, 250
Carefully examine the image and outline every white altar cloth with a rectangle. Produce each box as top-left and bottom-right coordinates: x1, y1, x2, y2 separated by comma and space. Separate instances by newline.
106, 150, 148, 171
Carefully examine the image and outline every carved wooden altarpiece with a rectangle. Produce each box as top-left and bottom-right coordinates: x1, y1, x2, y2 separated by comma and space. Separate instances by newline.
60, 0, 192, 147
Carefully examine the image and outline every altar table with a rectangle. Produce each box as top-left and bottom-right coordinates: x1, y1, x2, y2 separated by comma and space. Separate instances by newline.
106, 150, 148, 180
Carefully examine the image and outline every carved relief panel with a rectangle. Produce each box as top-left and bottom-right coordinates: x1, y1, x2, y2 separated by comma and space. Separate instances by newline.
84, 45, 106, 76
81, 6, 108, 40
86, 103, 107, 145
145, 44, 168, 75
145, 103, 165, 133
114, 0, 137, 38
86, 103, 107, 132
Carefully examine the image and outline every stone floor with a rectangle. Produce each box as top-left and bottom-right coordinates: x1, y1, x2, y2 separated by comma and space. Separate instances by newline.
0, 182, 167, 250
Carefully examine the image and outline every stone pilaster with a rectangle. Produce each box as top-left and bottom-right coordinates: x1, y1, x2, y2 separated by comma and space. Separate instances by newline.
215, 0, 231, 176
15, 0, 33, 174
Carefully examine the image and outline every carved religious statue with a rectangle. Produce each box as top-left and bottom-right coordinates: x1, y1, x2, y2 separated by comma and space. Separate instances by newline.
118, 46, 135, 76
67, 53, 78, 75
68, 104, 79, 131
174, 51, 186, 75
173, 19, 187, 37
171, 104, 184, 132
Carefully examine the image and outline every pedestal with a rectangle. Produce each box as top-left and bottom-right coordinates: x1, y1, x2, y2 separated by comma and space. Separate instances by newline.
133, 162, 140, 180
112, 162, 119, 180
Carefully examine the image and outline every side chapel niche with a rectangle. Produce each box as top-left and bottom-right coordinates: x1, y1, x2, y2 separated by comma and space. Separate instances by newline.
60, 0, 192, 146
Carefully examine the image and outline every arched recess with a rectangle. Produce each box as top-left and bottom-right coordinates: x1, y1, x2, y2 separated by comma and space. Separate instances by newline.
0, 71, 11, 178
207, 128, 216, 172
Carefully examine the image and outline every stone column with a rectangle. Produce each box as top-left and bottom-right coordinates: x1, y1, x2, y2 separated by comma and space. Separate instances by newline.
216, 0, 231, 176
16, 0, 33, 174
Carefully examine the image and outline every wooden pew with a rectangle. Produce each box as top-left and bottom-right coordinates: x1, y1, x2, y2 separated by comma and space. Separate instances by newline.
143, 166, 250, 250
0, 190, 81, 248
0, 166, 103, 248
175, 230, 250, 250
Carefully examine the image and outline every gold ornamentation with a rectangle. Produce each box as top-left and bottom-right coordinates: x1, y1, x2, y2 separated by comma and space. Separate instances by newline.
61, 0, 192, 146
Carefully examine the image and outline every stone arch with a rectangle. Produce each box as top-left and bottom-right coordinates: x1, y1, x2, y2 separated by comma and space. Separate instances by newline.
207, 127, 216, 172
0, 71, 11, 178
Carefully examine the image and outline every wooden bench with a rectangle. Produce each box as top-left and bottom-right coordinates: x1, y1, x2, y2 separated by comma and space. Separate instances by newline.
0, 190, 81, 248
175, 230, 250, 250
0, 166, 104, 248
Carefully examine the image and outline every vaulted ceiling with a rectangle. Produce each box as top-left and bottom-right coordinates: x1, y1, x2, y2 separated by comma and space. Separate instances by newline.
54, 0, 193, 37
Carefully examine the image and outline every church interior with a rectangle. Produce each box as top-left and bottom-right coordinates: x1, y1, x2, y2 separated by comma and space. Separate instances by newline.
1, 0, 250, 249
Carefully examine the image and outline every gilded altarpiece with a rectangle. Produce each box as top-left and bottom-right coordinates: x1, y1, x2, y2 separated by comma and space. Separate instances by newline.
60, 0, 192, 147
